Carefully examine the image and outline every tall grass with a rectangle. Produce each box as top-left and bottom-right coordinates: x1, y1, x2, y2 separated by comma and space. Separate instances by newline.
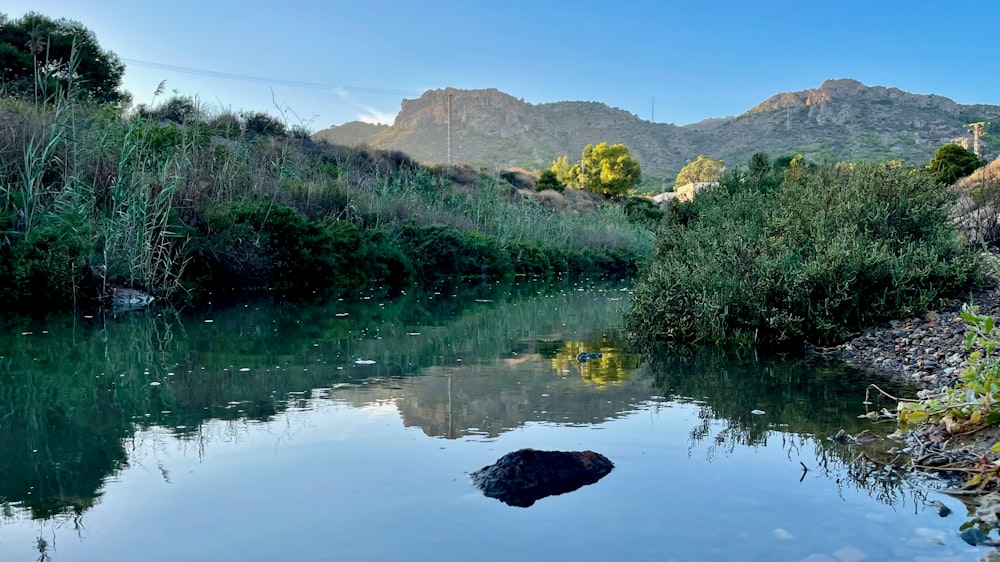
0, 92, 654, 310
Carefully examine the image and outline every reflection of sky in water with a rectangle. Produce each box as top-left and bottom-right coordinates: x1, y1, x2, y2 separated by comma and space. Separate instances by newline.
0, 282, 986, 561
0, 387, 983, 562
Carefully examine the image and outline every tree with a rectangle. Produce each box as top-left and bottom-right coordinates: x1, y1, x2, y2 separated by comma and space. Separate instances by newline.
579, 142, 641, 198
674, 155, 725, 186
926, 143, 983, 185
535, 169, 565, 192
0, 12, 127, 104
550, 155, 580, 188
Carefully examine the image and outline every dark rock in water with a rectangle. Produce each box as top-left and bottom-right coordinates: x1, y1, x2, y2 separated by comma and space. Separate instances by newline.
471, 448, 614, 507
576, 352, 603, 363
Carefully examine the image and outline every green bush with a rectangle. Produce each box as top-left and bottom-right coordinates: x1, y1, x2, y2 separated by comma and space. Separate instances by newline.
623, 197, 664, 229
397, 224, 513, 281
202, 201, 366, 295
0, 225, 90, 311
506, 240, 554, 276
358, 228, 415, 287
628, 160, 983, 346
535, 169, 565, 193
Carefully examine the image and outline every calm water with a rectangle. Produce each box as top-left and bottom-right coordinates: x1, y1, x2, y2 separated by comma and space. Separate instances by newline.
0, 279, 985, 561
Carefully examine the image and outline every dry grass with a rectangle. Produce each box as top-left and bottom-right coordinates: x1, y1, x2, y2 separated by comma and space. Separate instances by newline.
955, 155, 1000, 193
500, 167, 536, 191
532, 189, 568, 213
563, 188, 603, 213
950, 156, 1000, 245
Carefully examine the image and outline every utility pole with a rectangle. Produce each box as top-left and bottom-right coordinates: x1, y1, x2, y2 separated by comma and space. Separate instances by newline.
968, 121, 986, 158
447, 92, 453, 165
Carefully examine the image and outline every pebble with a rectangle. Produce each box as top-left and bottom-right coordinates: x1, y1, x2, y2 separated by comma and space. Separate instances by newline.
827, 283, 1000, 389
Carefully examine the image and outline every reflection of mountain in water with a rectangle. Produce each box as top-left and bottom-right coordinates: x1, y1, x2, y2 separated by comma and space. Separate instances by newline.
393, 365, 654, 439
0, 277, 922, 526
0, 280, 631, 521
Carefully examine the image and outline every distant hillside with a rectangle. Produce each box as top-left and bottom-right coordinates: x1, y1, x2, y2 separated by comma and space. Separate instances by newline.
311, 120, 386, 146
313, 79, 1000, 179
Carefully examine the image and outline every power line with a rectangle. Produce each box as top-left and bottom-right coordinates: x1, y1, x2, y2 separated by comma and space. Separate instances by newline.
122, 58, 416, 96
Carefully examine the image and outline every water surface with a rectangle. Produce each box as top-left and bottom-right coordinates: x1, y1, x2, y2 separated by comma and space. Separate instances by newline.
0, 280, 982, 561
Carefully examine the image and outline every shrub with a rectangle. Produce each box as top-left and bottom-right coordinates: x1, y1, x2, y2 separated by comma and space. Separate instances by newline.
506, 240, 553, 276
0, 225, 90, 311
397, 223, 512, 281
623, 197, 664, 229
201, 201, 365, 295
628, 160, 983, 346
535, 169, 565, 193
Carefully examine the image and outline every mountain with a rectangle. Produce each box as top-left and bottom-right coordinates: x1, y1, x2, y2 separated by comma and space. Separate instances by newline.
311, 120, 386, 146
312, 79, 1000, 179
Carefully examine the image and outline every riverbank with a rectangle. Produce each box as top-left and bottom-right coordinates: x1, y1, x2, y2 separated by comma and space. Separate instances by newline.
0, 97, 654, 313
826, 259, 1000, 390
818, 254, 1000, 496
830, 291, 996, 388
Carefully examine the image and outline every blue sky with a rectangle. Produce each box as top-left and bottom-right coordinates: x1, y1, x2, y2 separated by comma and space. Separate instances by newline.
5, 1, 998, 130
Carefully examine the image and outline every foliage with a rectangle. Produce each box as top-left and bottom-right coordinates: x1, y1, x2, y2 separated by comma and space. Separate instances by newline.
927, 143, 983, 185
579, 142, 641, 198
550, 155, 580, 188
0, 12, 127, 104
628, 157, 983, 346
244, 111, 287, 138
201, 201, 367, 295
0, 84, 654, 310
898, 305, 1000, 433
397, 223, 512, 281
535, 169, 564, 192
0, 225, 90, 309
623, 197, 664, 229
773, 153, 818, 182
674, 155, 725, 186
137, 95, 201, 124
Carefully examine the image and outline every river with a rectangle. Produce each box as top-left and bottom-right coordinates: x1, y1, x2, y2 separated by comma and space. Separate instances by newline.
0, 279, 983, 561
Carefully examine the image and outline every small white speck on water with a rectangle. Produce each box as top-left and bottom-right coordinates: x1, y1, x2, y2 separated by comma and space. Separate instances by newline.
149, 381, 162, 386
239, 368, 250, 372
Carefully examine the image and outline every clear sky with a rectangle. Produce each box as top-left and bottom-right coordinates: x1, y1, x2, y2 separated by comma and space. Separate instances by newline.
5, 1, 999, 130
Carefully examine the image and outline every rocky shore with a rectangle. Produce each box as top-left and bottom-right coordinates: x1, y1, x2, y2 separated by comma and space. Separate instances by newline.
824, 282, 1000, 389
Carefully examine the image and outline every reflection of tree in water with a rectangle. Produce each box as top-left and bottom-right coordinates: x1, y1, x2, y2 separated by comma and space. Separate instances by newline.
640, 345, 923, 508
0, 279, 634, 524
549, 338, 640, 387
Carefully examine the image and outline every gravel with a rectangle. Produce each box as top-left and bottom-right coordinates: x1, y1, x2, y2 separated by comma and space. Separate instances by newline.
824, 283, 1000, 389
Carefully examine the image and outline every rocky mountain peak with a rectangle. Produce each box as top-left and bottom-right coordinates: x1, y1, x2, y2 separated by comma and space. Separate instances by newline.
312, 79, 1000, 177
